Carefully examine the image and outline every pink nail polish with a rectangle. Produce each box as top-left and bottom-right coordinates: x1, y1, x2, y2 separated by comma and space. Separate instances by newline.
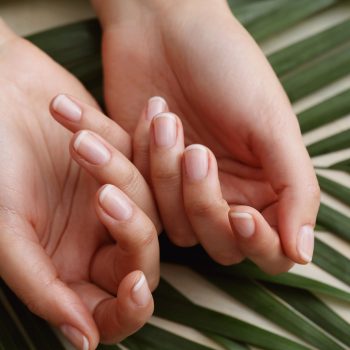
132, 273, 151, 307
52, 94, 82, 121
73, 131, 111, 165
297, 225, 314, 263
147, 96, 166, 120
153, 114, 177, 148
99, 185, 133, 221
230, 212, 255, 238
60, 325, 89, 350
184, 145, 208, 181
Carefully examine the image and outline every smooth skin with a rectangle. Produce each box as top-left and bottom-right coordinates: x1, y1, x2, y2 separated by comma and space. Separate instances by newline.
61, 94, 293, 274
1, 0, 321, 347
0, 21, 160, 350
92, 0, 320, 265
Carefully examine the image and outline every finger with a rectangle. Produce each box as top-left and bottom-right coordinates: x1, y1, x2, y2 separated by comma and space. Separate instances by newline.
229, 206, 294, 275
0, 214, 98, 350
133, 96, 168, 179
255, 121, 320, 264
50, 94, 132, 158
71, 271, 153, 344
182, 145, 243, 265
149, 113, 198, 247
90, 184, 159, 293
69, 130, 161, 232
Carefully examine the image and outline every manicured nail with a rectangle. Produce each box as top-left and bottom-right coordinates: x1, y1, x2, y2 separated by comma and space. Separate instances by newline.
297, 225, 314, 263
229, 212, 255, 238
73, 131, 110, 165
184, 145, 208, 180
52, 94, 82, 122
132, 273, 151, 307
147, 96, 166, 120
99, 185, 133, 221
60, 325, 89, 350
153, 113, 177, 148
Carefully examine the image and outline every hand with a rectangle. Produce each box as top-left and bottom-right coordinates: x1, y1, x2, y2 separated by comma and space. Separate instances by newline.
92, 0, 320, 267
0, 21, 159, 349
78, 95, 294, 274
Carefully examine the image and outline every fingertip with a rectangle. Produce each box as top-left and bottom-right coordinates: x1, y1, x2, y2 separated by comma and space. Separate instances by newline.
130, 272, 154, 308
60, 324, 94, 350
296, 224, 315, 264
229, 205, 294, 274
278, 187, 318, 265
50, 93, 82, 122
92, 271, 154, 344
229, 210, 255, 239
146, 96, 168, 121
116, 270, 154, 329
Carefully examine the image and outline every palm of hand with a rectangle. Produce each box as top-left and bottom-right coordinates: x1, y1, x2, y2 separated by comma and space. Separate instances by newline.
102, 4, 282, 226
0, 36, 120, 300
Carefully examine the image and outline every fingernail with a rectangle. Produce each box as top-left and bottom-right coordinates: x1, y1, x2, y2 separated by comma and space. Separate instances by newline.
184, 145, 208, 180
52, 94, 82, 122
132, 273, 151, 307
153, 113, 177, 148
297, 225, 314, 263
229, 212, 255, 238
60, 325, 89, 350
73, 131, 110, 165
147, 96, 166, 120
99, 184, 133, 221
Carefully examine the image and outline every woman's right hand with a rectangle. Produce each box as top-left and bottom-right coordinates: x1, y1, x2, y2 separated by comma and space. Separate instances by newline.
0, 20, 159, 350
59, 93, 294, 276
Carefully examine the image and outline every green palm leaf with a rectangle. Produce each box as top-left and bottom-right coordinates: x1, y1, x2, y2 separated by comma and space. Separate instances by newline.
265, 283, 350, 347
205, 275, 347, 350
298, 89, 350, 133
317, 174, 350, 206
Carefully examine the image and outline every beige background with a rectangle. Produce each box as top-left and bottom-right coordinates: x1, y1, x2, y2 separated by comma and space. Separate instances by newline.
0, 0, 94, 36
1, 1, 350, 350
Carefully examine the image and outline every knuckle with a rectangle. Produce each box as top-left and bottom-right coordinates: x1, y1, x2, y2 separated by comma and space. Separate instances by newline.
119, 217, 156, 252
97, 121, 110, 137
98, 120, 117, 142
137, 221, 157, 248
187, 199, 226, 218
119, 167, 142, 194
152, 168, 182, 187
133, 137, 149, 154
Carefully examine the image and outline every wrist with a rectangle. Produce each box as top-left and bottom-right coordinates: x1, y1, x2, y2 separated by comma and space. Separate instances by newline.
91, 0, 158, 28
91, 0, 228, 29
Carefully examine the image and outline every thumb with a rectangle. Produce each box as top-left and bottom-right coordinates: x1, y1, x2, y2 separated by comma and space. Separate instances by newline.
0, 214, 99, 350
256, 121, 320, 264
